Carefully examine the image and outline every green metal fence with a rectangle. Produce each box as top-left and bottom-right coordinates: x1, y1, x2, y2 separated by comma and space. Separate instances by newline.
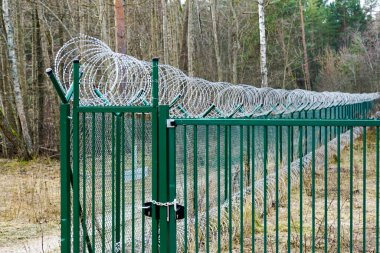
49, 59, 380, 252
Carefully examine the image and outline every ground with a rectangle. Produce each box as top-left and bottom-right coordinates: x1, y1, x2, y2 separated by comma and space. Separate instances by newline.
0, 128, 377, 252
0, 158, 60, 253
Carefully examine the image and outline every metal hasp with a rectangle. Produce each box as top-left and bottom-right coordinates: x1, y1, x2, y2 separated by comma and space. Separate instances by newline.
142, 201, 185, 220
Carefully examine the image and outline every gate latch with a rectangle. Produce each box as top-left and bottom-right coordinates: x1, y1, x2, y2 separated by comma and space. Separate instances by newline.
142, 199, 185, 221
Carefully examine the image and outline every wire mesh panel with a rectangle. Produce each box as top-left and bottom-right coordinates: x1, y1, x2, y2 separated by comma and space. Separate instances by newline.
50, 36, 380, 253
173, 118, 380, 253
75, 112, 153, 253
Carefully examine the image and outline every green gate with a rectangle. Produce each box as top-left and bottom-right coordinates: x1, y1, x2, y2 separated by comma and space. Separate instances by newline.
49, 58, 380, 252
49, 58, 179, 252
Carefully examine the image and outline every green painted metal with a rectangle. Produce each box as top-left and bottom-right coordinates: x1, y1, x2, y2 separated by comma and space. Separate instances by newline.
46, 68, 68, 104
311, 125, 316, 253
174, 118, 380, 127
287, 125, 291, 253
72, 60, 80, 253
363, 126, 367, 253
337, 126, 341, 253
251, 125, 255, 253
51, 57, 380, 253
376, 126, 379, 253
299, 125, 303, 253
60, 103, 71, 253
349, 127, 354, 253
263, 125, 268, 253
275, 125, 279, 253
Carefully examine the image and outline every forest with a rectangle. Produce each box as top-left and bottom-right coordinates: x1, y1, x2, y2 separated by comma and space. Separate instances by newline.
0, 0, 379, 159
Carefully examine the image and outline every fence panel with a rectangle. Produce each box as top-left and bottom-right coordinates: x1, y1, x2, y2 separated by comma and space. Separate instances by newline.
172, 119, 380, 253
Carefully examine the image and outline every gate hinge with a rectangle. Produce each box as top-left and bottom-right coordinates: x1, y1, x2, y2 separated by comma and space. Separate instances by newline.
167, 119, 176, 128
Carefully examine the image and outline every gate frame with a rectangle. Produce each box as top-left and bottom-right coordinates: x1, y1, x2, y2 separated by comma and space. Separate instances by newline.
49, 58, 178, 253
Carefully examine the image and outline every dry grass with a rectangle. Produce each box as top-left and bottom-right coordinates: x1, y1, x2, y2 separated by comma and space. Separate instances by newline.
0, 158, 60, 249
238, 128, 379, 252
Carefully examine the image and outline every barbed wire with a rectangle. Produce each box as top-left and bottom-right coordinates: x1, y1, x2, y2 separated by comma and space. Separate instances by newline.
54, 35, 380, 118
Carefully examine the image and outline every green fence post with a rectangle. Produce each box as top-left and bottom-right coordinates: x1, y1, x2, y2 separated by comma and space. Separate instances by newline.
158, 105, 170, 252
115, 114, 122, 248
151, 58, 159, 253
60, 103, 71, 253
168, 115, 177, 252
72, 59, 80, 253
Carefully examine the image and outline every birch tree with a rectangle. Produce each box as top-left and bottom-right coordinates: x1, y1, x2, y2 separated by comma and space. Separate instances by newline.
258, 0, 268, 87
2, 0, 33, 158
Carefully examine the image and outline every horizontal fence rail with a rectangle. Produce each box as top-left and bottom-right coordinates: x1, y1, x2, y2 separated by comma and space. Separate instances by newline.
49, 57, 380, 253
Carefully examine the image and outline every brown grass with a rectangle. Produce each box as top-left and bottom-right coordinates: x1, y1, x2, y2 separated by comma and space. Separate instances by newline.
239, 128, 379, 252
0, 158, 60, 248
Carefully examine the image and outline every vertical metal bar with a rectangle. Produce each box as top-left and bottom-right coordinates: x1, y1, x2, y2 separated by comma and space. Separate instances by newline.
280, 125, 283, 163
151, 58, 159, 253
141, 113, 146, 253
239, 125, 244, 253
101, 113, 106, 253
111, 115, 115, 253
251, 125, 255, 253
264, 125, 268, 252
324, 126, 328, 253
363, 127, 367, 253
299, 126, 303, 253
183, 125, 188, 252
131, 113, 136, 252
152, 58, 159, 107
246, 126, 251, 185
116, 114, 122, 248
72, 59, 80, 253
193, 124, 199, 252
349, 127, 353, 253
168, 118, 177, 252
275, 125, 279, 253
337, 126, 341, 253
121, 114, 126, 253
158, 105, 170, 252
291, 113, 294, 161
217, 125, 221, 253
376, 126, 379, 253
225, 125, 228, 202
228, 126, 232, 253
311, 125, 316, 253
206, 125, 210, 253
91, 112, 96, 252
287, 125, 291, 253
60, 103, 71, 253
304, 111, 308, 154
82, 113, 87, 252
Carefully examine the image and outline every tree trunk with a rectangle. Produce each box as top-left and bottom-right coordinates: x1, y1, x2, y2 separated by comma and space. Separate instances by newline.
151, 0, 158, 56
99, 0, 109, 44
2, 0, 33, 158
162, 0, 169, 64
258, 0, 268, 87
35, 7, 45, 150
210, 0, 222, 81
229, 0, 240, 84
179, 0, 189, 72
114, 0, 126, 54
299, 0, 311, 90
187, 0, 195, 76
